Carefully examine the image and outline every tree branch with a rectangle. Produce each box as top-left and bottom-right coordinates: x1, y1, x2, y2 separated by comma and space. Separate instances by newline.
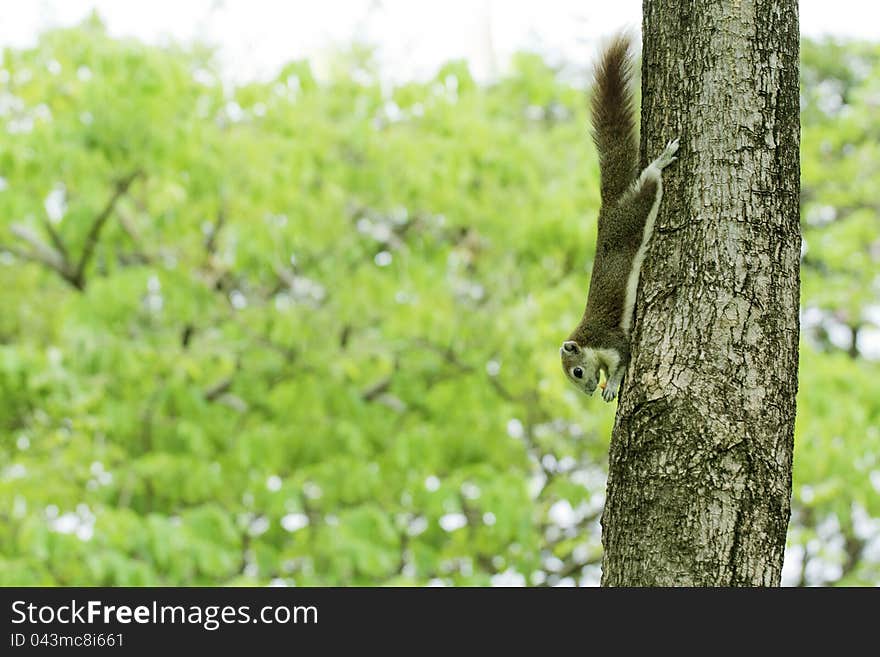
9, 224, 74, 280
361, 376, 392, 402
114, 205, 155, 265
203, 204, 227, 255
72, 169, 142, 287
204, 376, 234, 401
41, 216, 69, 261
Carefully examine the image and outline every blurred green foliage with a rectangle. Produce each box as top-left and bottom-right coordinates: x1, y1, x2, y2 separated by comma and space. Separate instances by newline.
0, 19, 878, 586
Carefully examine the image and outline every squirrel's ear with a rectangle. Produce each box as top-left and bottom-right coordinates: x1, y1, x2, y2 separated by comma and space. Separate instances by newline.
562, 341, 579, 354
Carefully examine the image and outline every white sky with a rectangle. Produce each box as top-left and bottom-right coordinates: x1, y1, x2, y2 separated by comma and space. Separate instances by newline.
0, 0, 877, 83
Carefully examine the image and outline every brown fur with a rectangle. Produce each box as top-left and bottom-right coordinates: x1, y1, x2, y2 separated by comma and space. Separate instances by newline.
569, 33, 644, 347
561, 33, 677, 400
591, 34, 638, 205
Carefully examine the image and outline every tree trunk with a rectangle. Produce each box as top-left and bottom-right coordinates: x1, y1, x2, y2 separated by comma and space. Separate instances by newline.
600, 0, 801, 586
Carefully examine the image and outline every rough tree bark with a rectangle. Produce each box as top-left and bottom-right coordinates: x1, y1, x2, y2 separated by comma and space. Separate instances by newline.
600, 0, 801, 586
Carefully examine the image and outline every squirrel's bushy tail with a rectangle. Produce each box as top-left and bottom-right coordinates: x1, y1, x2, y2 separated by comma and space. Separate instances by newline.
591, 33, 638, 204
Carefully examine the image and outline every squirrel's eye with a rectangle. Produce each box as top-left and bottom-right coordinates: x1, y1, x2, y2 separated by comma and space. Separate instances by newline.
573, 367, 583, 379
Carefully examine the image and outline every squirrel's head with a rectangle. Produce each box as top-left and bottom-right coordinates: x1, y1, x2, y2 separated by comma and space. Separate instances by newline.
560, 341, 601, 396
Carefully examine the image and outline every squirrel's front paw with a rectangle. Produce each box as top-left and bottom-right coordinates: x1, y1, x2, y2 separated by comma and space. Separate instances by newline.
601, 381, 620, 402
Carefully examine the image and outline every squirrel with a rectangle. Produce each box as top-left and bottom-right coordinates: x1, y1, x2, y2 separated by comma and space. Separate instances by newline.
560, 34, 679, 402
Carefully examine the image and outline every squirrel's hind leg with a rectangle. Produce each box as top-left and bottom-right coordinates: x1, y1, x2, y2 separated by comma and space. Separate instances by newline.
652, 138, 679, 171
